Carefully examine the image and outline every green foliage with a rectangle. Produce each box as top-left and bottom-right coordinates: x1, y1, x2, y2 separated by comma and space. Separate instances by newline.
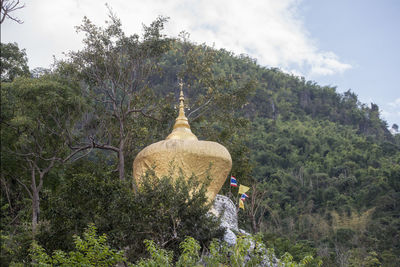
37, 161, 223, 262
1, 72, 87, 234
1, 74, 85, 154
0, 226, 33, 265
175, 237, 201, 267
230, 235, 253, 266
263, 235, 322, 266
278, 252, 319, 267
68, 10, 174, 181
135, 240, 173, 267
136, 234, 317, 267
245, 117, 399, 265
0, 42, 30, 82
30, 223, 126, 266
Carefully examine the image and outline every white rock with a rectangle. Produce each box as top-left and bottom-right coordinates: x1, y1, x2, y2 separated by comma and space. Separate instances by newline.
211, 194, 279, 266
223, 228, 237, 246
210, 194, 238, 231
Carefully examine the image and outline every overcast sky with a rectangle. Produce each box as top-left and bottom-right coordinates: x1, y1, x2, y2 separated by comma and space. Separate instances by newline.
2, 0, 399, 126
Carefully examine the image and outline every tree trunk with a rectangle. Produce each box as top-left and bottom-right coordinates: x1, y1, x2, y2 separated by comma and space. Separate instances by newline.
32, 188, 40, 234
118, 117, 126, 181
251, 214, 258, 233
30, 167, 40, 234
118, 149, 125, 181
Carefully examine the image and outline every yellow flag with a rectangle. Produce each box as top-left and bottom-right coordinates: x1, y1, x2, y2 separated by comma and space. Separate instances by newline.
238, 185, 250, 195
239, 199, 245, 210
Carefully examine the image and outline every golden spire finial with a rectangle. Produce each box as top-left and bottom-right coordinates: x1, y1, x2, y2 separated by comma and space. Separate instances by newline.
166, 79, 198, 140
178, 79, 185, 117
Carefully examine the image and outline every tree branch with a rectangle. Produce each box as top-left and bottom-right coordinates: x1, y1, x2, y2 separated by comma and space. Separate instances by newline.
93, 142, 119, 152
0, 176, 13, 212
187, 97, 213, 118
125, 107, 161, 122
15, 177, 33, 199
63, 145, 92, 162
0, 0, 25, 24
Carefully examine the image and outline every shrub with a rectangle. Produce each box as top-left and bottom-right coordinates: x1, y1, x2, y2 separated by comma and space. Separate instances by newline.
30, 223, 126, 266
38, 162, 223, 262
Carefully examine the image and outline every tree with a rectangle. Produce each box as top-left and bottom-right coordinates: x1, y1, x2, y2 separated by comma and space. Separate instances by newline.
246, 182, 269, 233
68, 10, 172, 182
1, 74, 86, 233
0, 0, 24, 24
0, 42, 30, 82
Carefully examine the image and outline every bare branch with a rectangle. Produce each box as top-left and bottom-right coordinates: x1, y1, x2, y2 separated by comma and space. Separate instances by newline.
63, 145, 92, 162
140, 110, 162, 122
125, 108, 143, 116
190, 107, 209, 122
9, 212, 20, 225
0, 176, 13, 212
187, 97, 213, 118
8, 150, 36, 157
125, 107, 161, 122
41, 158, 56, 176
15, 177, 33, 198
67, 135, 119, 160
93, 142, 119, 152
71, 147, 93, 162
0, 0, 25, 24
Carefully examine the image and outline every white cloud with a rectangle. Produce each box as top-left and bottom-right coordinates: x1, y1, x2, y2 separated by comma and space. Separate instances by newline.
388, 98, 400, 108
381, 98, 400, 125
1, 0, 351, 77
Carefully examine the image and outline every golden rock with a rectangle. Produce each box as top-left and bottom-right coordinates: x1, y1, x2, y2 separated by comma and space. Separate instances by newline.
133, 83, 232, 202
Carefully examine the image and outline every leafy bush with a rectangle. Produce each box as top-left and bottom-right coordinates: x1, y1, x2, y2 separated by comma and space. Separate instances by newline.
136, 234, 319, 267
30, 224, 126, 266
38, 161, 223, 262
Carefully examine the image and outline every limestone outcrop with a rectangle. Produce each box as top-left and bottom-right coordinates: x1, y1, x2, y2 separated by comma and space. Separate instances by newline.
212, 194, 279, 266
210, 194, 238, 245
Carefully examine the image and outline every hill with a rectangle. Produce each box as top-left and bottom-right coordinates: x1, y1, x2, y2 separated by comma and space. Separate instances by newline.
1, 18, 399, 266
151, 41, 400, 266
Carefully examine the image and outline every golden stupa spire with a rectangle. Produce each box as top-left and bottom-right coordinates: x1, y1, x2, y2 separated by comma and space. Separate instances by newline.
133, 79, 232, 203
178, 80, 186, 120
166, 80, 198, 140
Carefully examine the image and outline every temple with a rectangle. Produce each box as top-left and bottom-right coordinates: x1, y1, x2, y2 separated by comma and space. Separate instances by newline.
133, 82, 232, 202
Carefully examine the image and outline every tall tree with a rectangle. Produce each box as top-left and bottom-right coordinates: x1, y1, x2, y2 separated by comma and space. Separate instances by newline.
246, 182, 269, 233
1, 74, 86, 233
68, 10, 172, 182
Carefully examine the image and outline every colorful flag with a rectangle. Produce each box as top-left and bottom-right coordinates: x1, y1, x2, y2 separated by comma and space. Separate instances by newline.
240, 193, 248, 201
239, 199, 245, 209
238, 184, 250, 195
230, 176, 238, 187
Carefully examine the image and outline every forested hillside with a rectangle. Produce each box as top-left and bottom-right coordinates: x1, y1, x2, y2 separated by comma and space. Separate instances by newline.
152, 41, 400, 266
1, 14, 399, 266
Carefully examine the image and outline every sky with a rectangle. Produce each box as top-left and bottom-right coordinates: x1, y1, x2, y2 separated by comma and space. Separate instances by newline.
2, 0, 399, 126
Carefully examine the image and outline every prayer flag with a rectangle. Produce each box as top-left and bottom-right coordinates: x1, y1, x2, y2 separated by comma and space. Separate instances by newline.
240, 193, 248, 201
239, 199, 245, 209
238, 184, 250, 195
230, 176, 238, 187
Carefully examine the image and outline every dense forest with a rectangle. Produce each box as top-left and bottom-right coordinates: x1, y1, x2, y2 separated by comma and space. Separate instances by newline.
1, 12, 399, 266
